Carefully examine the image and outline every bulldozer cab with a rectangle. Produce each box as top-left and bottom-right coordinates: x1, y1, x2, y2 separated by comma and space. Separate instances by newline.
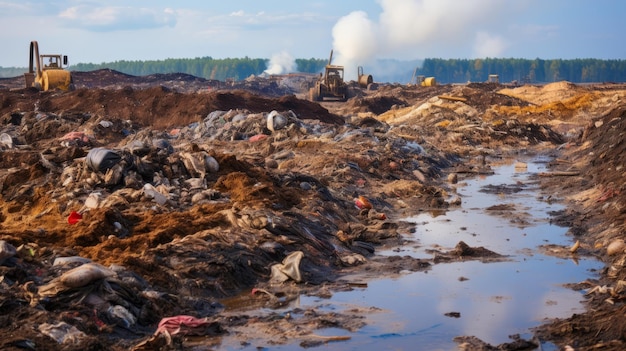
25, 41, 72, 91
326, 66, 343, 79
325, 66, 344, 85
43, 55, 64, 69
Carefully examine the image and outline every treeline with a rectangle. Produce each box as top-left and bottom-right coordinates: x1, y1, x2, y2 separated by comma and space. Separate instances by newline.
0, 66, 30, 78
71, 57, 327, 81
418, 58, 626, 84
2, 57, 625, 83
0, 56, 327, 80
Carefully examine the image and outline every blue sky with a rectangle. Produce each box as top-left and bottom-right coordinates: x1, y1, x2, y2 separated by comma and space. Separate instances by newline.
1, 0, 624, 71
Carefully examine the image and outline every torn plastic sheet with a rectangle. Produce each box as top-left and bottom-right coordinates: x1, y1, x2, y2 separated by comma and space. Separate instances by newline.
270, 251, 304, 284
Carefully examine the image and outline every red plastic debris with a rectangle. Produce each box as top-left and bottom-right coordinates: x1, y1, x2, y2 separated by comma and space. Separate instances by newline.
67, 211, 82, 225
354, 196, 373, 210
156, 315, 212, 336
249, 134, 269, 142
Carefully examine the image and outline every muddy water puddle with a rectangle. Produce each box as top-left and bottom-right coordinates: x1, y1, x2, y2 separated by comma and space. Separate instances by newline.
217, 158, 601, 350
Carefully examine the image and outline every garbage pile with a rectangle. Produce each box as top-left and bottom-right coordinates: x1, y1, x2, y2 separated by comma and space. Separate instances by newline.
0, 86, 452, 349
2, 72, 624, 349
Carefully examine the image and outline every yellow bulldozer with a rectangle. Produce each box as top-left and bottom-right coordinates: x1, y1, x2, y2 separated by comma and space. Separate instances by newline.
24, 41, 73, 91
309, 50, 348, 102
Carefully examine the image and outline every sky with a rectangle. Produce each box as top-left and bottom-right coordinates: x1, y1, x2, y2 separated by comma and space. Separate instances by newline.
1, 0, 625, 78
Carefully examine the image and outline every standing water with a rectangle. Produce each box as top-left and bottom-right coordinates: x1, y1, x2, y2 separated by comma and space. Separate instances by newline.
219, 158, 601, 350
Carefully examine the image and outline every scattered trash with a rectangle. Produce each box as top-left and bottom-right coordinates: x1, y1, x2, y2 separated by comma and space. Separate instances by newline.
354, 195, 373, 210
570, 240, 581, 253
607, 239, 626, 255
60, 131, 90, 146
143, 183, 168, 205
270, 251, 304, 284
108, 305, 137, 327
85, 147, 122, 173
67, 211, 82, 225
99, 120, 113, 128
0, 132, 13, 148
155, 315, 222, 336
0, 70, 622, 349
39, 262, 115, 294
0, 240, 17, 265
38, 322, 87, 345
249, 134, 268, 142
84, 192, 101, 209
267, 110, 288, 132
53, 256, 92, 266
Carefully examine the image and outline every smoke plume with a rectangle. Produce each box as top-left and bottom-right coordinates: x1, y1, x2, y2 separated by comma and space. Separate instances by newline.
264, 51, 296, 75
331, 0, 511, 80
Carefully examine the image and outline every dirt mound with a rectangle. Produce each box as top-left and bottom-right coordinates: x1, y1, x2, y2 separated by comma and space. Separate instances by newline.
499, 81, 582, 105
1, 68, 311, 97
344, 95, 407, 115
489, 82, 626, 142
0, 86, 343, 133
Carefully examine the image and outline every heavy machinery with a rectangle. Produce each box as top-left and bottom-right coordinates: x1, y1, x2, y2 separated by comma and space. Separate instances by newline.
24, 41, 73, 91
410, 67, 436, 87
309, 50, 348, 101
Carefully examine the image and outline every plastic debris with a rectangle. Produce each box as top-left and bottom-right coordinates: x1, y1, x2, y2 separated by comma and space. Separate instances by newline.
38, 322, 86, 345
270, 251, 304, 284
0, 240, 17, 265
108, 305, 137, 327
0, 132, 13, 148
354, 196, 373, 210
144, 184, 168, 205
85, 147, 122, 173
67, 211, 82, 225
249, 134, 269, 142
155, 315, 215, 336
38, 262, 116, 296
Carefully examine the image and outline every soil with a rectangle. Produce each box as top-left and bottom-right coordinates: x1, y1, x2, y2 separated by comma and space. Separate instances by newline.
0, 70, 625, 350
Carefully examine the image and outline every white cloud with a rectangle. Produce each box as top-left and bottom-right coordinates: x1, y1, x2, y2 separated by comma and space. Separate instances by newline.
58, 5, 176, 31
0, 1, 30, 14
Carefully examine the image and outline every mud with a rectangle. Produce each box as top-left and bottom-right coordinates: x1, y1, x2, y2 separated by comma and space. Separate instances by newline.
0, 70, 625, 350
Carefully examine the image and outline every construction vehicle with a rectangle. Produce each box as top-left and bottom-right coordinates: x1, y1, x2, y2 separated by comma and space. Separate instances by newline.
410, 67, 436, 87
487, 74, 499, 83
24, 41, 73, 91
309, 50, 348, 102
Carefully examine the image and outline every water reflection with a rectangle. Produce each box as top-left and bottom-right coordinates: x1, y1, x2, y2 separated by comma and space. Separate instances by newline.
220, 160, 602, 350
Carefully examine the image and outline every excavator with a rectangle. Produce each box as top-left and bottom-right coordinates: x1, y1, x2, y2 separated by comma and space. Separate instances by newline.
24, 41, 73, 91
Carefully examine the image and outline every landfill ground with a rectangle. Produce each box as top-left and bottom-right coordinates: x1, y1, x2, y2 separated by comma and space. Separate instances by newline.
0, 70, 625, 350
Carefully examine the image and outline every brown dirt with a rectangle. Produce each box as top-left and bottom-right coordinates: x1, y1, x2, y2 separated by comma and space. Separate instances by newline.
0, 70, 625, 350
